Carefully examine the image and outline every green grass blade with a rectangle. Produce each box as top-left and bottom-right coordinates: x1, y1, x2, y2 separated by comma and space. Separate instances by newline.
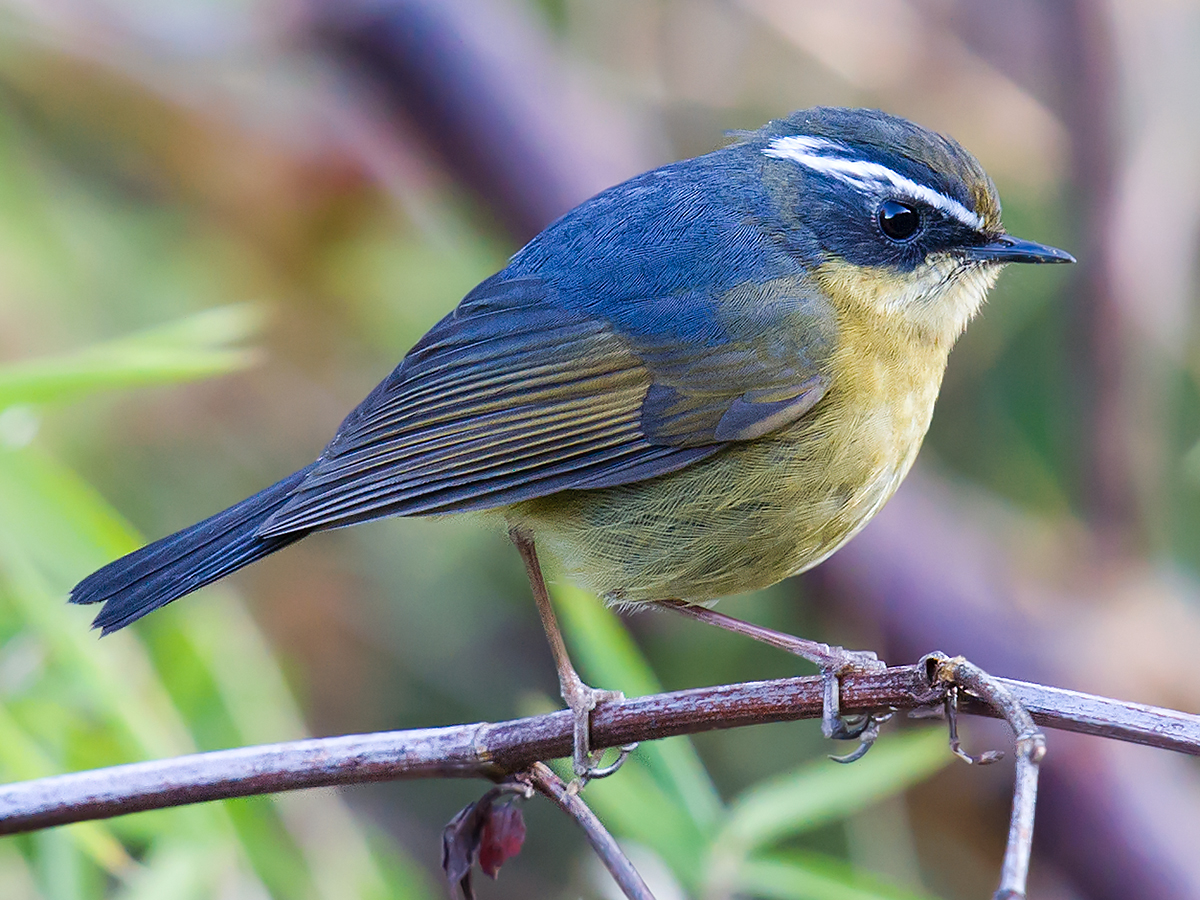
0, 445, 140, 579
737, 851, 939, 900
109, 842, 220, 900
716, 727, 949, 856
575, 757, 708, 884
0, 304, 266, 409
0, 444, 437, 899
0, 702, 133, 875
178, 595, 403, 900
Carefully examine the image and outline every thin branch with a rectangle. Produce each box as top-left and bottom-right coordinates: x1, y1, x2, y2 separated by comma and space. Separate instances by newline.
927, 655, 1047, 900
525, 763, 655, 900
0, 664, 1196, 834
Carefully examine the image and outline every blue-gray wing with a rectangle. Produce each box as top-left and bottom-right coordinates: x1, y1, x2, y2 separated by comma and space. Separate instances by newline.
258, 275, 833, 535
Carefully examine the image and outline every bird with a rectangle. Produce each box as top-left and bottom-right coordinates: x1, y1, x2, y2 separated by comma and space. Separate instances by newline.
70, 107, 1073, 776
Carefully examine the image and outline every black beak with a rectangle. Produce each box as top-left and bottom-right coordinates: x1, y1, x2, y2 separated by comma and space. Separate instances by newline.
962, 235, 1075, 265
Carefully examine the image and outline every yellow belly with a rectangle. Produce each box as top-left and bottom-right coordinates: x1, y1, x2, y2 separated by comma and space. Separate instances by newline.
508, 329, 948, 604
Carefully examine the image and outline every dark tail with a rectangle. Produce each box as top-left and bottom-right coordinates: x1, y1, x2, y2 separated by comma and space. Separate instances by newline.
70, 464, 318, 635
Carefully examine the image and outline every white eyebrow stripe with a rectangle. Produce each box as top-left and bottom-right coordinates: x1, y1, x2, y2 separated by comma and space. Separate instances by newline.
763, 135, 984, 231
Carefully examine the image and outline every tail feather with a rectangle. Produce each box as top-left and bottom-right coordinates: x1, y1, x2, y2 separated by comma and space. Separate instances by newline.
70, 464, 318, 634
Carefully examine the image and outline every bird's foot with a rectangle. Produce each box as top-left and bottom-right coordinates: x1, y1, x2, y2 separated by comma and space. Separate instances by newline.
816, 648, 893, 763
652, 602, 895, 763
561, 676, 636, 781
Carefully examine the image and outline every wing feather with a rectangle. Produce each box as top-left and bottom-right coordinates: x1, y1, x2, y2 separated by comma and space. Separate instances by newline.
259, 273, 835, 536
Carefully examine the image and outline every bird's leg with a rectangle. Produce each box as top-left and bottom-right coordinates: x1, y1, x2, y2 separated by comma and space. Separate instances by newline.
509, 528, 633, 780
656, 599, 891, 761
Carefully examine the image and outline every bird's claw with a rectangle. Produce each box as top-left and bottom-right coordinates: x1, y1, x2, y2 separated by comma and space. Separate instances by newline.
829, 712, 892, 763
944, 682, 1003, 766
576, 741, 639, 782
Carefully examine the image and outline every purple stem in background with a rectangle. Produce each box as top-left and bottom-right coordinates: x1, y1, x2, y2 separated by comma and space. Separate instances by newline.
314, 0, 662, 241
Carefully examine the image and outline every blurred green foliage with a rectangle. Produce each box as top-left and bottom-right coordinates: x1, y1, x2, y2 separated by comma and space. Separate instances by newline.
0, 317, 439, 899
1, 1, 1165, 897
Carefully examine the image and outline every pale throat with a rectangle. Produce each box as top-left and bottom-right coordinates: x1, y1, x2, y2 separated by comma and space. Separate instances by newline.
815, 255, 1000, 348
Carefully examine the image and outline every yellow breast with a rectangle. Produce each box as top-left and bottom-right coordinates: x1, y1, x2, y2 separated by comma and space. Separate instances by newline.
508, 299, 951, 605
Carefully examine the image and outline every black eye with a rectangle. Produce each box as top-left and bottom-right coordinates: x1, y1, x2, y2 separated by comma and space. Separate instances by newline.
878, 200, 920, 241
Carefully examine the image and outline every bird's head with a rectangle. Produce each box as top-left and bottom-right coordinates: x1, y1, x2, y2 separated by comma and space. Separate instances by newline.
746, 107, 1073, 344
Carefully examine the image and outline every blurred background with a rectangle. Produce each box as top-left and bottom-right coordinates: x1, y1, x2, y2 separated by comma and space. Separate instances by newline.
1, 0, 1199, 898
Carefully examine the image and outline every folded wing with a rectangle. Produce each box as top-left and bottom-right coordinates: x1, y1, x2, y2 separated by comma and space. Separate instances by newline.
260, 274, 834, 535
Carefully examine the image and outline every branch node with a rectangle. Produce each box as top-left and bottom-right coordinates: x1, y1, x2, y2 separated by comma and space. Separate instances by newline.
922, 652, 1045, 900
